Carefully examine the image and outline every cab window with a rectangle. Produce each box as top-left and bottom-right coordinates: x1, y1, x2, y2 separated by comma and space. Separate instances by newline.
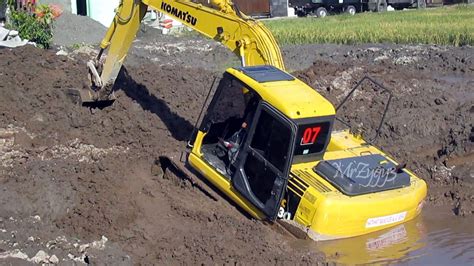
250, 110, 291, 172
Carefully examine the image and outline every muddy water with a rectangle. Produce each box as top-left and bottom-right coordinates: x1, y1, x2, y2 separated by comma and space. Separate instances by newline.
291, 206, 474, 264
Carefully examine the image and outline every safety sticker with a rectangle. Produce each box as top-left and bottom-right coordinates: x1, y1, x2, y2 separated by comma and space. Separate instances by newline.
365, 211, 407, 228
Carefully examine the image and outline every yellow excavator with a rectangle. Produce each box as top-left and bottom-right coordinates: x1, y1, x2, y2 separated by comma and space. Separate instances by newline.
80, 0, 427, 241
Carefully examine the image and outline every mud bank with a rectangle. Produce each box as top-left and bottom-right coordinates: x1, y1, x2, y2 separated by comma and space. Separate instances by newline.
292, 45, 474, 217
0, 46, 321, 264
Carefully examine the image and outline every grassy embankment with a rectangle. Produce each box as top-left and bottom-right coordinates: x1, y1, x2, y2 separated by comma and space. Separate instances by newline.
264, 5, 474, 46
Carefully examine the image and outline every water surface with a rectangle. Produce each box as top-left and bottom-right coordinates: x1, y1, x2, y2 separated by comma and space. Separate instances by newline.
292, 206, 474, 264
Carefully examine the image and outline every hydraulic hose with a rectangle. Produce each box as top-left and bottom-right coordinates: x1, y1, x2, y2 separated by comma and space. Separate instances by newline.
116, 0, 136, 24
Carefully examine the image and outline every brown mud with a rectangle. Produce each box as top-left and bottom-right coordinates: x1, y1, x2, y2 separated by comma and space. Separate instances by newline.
0, 46, 321, 264
0, 35, 473, 264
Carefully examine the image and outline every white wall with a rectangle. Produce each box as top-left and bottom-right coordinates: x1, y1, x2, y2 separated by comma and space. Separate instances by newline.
88, 0, 120, 27
70, 0, 77, 14
68, 0, 119, 27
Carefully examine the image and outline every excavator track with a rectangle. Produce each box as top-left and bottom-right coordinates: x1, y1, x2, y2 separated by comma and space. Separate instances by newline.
161, 153, 310, 240
157, 153, 220, 202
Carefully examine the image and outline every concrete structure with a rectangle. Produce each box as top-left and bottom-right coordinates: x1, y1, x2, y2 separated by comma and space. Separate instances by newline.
0, 1, 6, 21
271, 0, 289, 17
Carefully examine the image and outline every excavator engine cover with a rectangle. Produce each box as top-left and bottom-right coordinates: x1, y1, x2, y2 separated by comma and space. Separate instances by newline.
313, 154, 411, 196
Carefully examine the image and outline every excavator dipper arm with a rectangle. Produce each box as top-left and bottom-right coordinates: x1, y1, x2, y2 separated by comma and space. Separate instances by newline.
81, 0, 284, 103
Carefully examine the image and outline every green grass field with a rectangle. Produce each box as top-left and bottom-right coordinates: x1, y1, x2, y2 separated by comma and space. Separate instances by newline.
264, 5, 474, 46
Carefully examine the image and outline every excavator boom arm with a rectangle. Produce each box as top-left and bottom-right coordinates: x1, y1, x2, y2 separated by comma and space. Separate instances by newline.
84, 0, 284, 103
147, 0, 284, 68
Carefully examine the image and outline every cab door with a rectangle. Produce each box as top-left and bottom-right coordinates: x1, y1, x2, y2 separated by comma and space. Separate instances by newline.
232, 102, 296, 221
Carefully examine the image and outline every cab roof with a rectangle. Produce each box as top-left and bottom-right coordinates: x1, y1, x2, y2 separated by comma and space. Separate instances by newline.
228, 66, 336, 120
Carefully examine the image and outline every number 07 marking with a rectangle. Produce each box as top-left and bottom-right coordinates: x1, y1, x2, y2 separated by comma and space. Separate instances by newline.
301, 126, 321, 145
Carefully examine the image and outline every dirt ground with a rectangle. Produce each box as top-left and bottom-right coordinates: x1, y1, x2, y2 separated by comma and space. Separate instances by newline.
0, 30, 473, 264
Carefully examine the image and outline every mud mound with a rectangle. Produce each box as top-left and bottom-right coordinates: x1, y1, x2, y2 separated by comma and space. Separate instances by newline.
283, 44, 474, 72
127, 25, 239, 71
0, 46, 322, 264
53, 12, 107, 47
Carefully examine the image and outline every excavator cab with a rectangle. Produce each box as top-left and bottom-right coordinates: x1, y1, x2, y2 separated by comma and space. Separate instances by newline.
195, 68, 295, 219
188, 65, 336, 220
188, 66, 427, 240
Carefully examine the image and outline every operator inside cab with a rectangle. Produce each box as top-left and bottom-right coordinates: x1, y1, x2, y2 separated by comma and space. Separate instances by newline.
215, 90, 259, 164
199, 74, 261, 176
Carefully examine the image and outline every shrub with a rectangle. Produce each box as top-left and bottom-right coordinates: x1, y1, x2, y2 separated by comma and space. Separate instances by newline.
9, 10, 52, 48
7, 2, 62, 49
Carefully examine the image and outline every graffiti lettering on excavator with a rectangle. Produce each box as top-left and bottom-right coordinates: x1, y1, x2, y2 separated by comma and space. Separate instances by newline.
160, 2, 198, 26
333, 161, 398, 188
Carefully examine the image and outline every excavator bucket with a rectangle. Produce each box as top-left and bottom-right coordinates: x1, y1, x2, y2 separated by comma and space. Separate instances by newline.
76, 0, 147, 107
76, 60, 116, 107
77, 88, 116, 107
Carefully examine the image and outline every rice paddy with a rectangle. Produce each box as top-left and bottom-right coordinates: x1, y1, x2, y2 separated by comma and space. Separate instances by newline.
264, 5, 474, 46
